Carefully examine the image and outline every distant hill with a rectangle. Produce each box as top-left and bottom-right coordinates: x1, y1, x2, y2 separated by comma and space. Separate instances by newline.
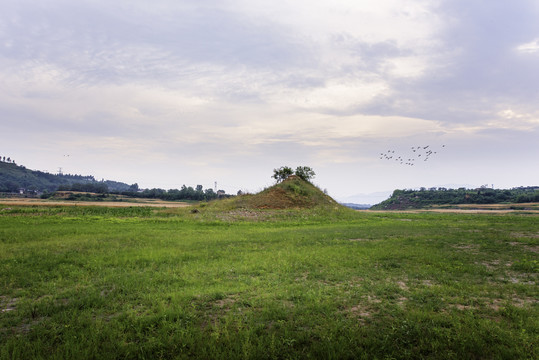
340, 203, 371, 210
338, 191, 392, 206
0, 161, 132, 193
210, 175, 341, 210
370, 186, 539, 210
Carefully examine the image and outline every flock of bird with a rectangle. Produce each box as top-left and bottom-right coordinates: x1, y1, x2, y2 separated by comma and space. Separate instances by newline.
379, 145, 446, 166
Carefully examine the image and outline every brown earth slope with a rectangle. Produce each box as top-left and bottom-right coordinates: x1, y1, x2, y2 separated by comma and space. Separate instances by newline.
213, 175, 340, 210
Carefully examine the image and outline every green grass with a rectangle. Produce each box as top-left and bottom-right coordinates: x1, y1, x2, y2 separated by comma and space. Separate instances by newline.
0, 205, 537, 359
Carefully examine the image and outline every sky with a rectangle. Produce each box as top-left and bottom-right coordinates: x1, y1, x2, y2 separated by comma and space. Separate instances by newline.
1, 0, 538, 203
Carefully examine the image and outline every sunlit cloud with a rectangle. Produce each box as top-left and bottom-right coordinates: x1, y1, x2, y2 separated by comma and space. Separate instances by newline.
516, 39, 539, 53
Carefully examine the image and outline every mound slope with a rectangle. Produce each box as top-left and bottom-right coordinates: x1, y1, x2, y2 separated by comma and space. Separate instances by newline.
218, 175, 340, 210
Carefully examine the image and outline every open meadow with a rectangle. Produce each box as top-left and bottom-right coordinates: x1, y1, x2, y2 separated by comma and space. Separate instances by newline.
0, 203, 537, 359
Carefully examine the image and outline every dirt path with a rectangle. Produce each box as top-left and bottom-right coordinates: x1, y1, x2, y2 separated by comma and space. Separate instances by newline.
0, 198, 192, 208
366, 209, 539, 214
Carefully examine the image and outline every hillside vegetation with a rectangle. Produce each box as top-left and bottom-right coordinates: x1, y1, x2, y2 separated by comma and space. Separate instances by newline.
0, 161, 132, 193
0, 161, 225, 201
371, 186, 539, 210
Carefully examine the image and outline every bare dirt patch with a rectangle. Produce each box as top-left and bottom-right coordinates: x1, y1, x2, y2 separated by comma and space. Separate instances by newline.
451, 244, 480, 252
478, 260, 512, 271
214, 297, 237, 310
365, 295, 382, 304
396, 281, 409, 291
511, 232, 539, 239
498, 271, 537, 285
487, 297, 538, 311
348, 305, 372, 321
511, 296, 538, 306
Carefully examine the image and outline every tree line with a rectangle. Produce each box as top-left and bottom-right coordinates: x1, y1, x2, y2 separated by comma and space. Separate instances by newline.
0, 156, 16, 164
48, 182, 227, 201
120, 185, 228, 201
0, 161, 229, 200
372, 186, 539, 209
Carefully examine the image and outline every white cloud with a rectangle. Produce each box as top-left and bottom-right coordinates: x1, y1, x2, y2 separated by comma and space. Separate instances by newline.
516, 39, 539, 53
230, 0, 441, 44
494, 108, 539, 129
272, 79, 389, 112
382, 56, 430, 78
498, 109, 524, 119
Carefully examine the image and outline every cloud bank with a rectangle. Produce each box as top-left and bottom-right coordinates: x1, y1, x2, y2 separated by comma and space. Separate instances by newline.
1, 0, 538, 198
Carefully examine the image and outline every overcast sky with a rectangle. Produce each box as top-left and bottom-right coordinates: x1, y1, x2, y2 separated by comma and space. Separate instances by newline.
1, 0, 538, 203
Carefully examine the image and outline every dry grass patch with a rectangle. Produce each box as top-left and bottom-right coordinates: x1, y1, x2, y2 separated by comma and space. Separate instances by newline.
478, 260, 513, 271
348, 304, 373, 323
349, 238, 378, 242
498, 272, 537, 285
294, 272, 309, 282
0, 296, 18, 313
511, 231, 539, 239
451, 244, 480, 253
508, 241, 539, 254
510, 296, 539, 307
345, 297, 384, 323
396, 281, 409, 291
421, 280, 435, 287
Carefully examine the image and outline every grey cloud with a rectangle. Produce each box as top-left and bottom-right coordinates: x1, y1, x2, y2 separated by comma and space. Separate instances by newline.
360, 0, 539, 124
348, 37, 414, 74
428, 0, 539, 96
1, 0, 315, 88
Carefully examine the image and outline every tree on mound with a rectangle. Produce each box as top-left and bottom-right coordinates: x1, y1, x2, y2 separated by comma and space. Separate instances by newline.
294, 166, 315, 182
272, 166, 294, 183
272, 165, 316, 183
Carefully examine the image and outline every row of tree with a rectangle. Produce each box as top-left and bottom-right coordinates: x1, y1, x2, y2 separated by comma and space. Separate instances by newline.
372, 186, 539, 209
47, 182, 228, 201
119, 185, 228, 201
0, 156, 15, 164
57, 182, 110, 194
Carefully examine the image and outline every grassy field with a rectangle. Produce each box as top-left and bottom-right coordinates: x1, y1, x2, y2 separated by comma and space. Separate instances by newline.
0, 204, 537, 359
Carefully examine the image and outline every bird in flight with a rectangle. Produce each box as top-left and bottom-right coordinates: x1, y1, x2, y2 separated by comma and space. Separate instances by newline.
378, 144, 446, 166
